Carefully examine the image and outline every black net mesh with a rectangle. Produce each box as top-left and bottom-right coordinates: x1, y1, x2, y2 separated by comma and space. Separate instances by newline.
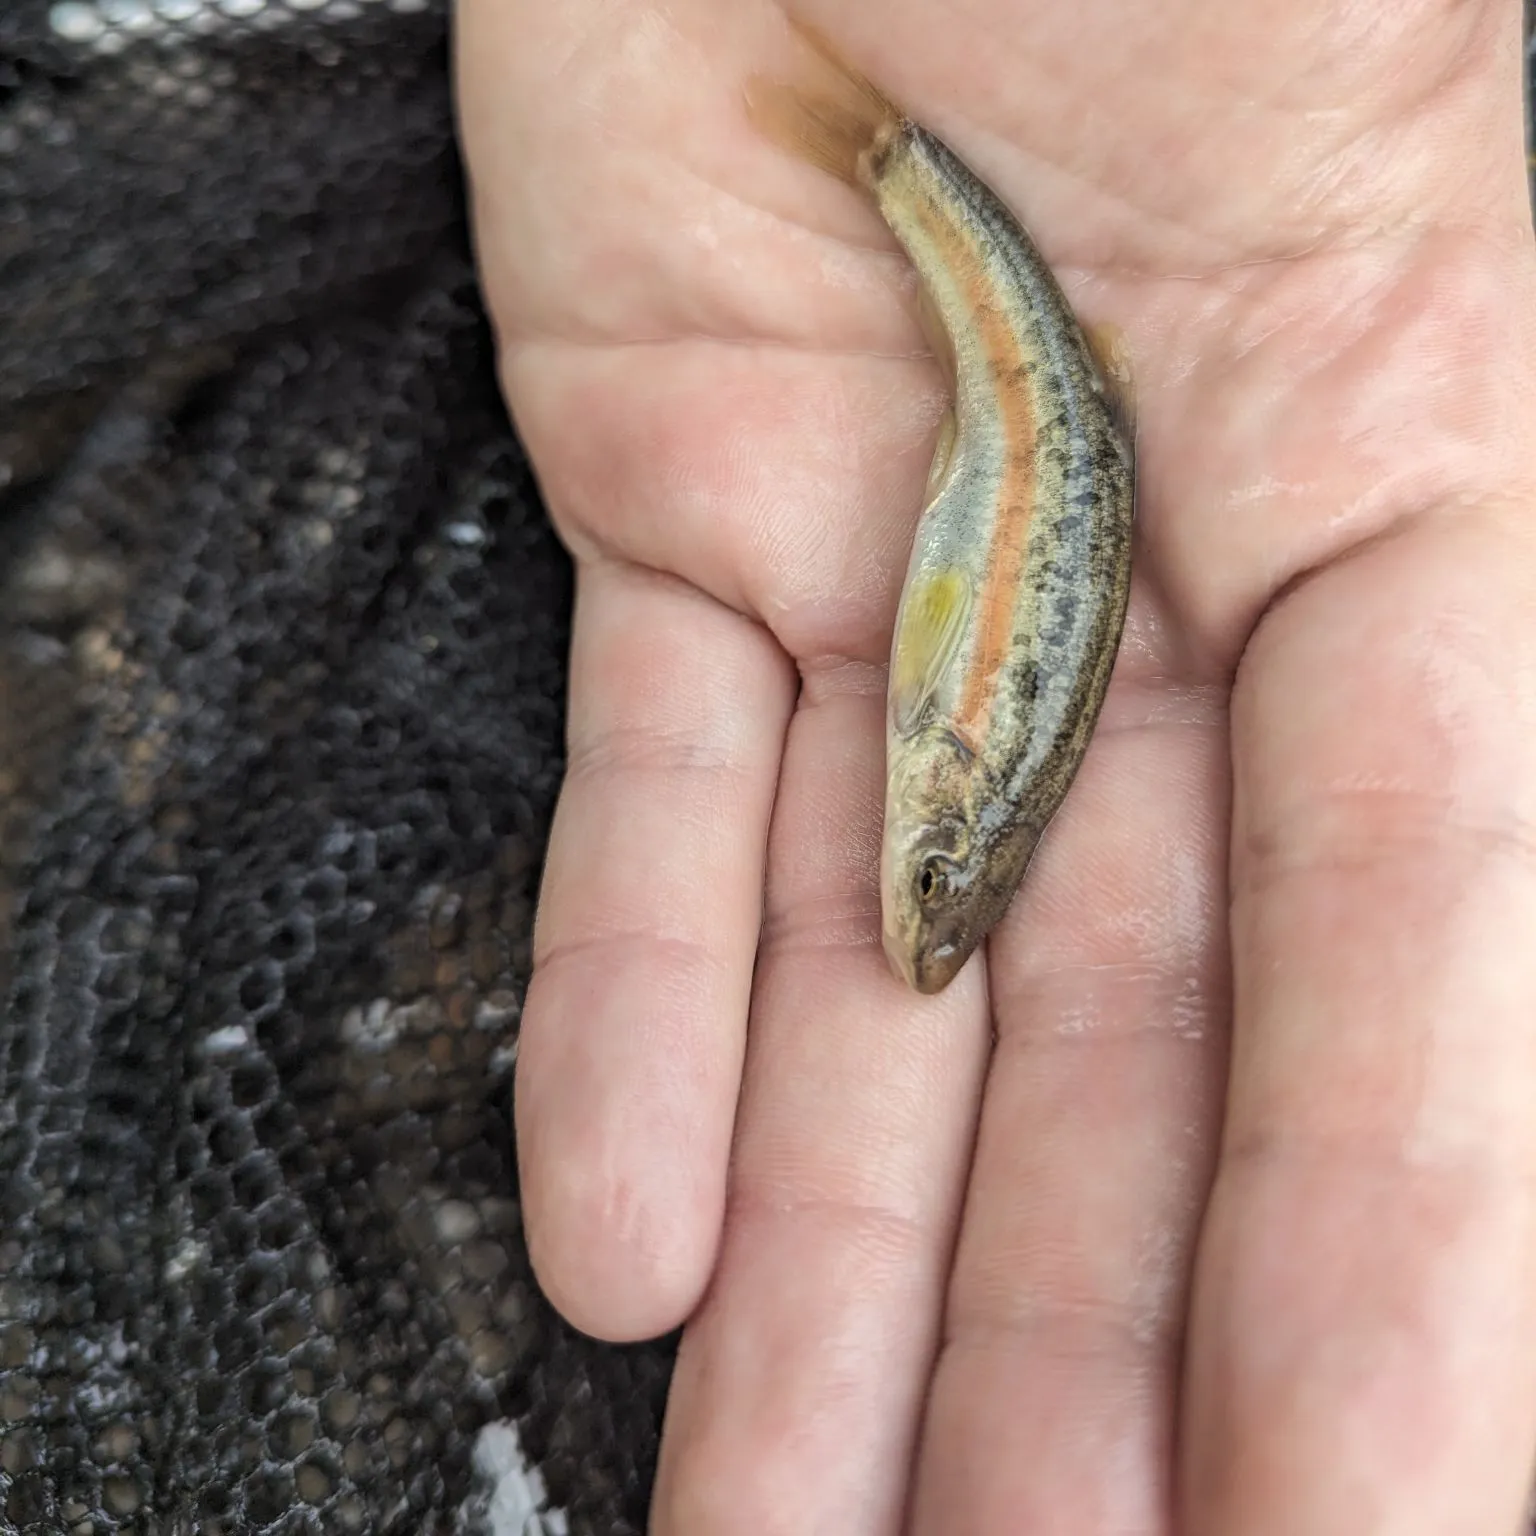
2, 1, 1533, 1531
0, 1, 672, 1531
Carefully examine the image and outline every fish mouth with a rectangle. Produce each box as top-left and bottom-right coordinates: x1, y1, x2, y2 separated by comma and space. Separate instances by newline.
882, 924, 968, 996
914, 939, 968, 995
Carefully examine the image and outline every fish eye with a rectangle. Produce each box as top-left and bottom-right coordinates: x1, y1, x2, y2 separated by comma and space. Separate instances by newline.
917, 855, 955, 904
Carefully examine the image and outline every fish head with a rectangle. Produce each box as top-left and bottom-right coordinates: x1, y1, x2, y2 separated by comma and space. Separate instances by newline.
880, 726, 983, 995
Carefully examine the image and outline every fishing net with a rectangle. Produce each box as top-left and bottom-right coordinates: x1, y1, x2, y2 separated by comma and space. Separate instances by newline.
1, 0, 1532, 1531
0, 0, 671, 1530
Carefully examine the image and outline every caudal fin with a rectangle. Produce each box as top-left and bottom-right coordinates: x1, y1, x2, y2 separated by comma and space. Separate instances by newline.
744, 18, 901, 190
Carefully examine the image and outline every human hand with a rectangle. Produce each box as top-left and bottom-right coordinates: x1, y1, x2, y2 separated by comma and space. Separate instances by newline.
456, 2, 1536, 1528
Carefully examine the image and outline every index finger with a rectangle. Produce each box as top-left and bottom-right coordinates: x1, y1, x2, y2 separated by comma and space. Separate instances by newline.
517, 556, 796, 1341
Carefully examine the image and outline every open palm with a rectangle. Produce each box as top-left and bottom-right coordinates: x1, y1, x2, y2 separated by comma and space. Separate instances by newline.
457, 2, 1536, 1528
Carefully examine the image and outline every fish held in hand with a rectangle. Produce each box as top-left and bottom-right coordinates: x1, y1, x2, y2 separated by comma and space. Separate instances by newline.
748, 24, 1136, 996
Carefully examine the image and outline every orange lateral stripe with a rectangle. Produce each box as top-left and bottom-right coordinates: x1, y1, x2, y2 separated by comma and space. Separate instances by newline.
900, 196, 1037, 744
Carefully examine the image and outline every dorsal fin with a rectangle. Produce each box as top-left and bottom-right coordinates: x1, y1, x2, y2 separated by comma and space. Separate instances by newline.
889, 565, 971, 737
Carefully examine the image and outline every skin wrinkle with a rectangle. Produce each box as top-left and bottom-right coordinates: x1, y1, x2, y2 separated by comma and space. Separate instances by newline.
991, 970, 1218, 1039
632, 142, 916, 288
660, 151, 907, 262
725, 1182, 934, 1259
490, 224, 918, 361
531, 928, 727, 981
500, 207, 1413, 384
1091, 689, 1227, 736
914, 60, 1504, 279
1008, 203, 1530, 302
942, 1292, 1186, 1366
1235, 796, 1536, 899
956, 135, 1355, 270
1004, 219, 1372, 289
488, 91, 924, 345
638, 402, 930, 648
569, 545, 797, 667
563, 727, 751, 781
1217, 1127, 1536, 1193
1233, 497, 1536, 753
1157, 291, 1532, 674
507, 329, 935, 360
525, 230, 1511, 694
1198, 248, 1402, 377
796, 655, 887, 702
755, 902, 886, 956
498, 230, 1457, 358
494, 139, 1523, 363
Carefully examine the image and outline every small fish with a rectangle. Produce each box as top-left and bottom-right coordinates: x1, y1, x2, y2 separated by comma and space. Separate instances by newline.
749, 25, 1136, 994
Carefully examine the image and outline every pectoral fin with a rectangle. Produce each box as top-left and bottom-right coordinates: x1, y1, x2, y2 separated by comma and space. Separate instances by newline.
890, 565, 971, 736
924, 404, 957, 499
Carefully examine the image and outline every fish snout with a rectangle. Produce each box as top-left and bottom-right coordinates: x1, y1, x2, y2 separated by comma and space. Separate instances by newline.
882, 919, 970, 995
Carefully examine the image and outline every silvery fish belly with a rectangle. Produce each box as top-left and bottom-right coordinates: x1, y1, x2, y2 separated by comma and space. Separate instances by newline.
748, 27, 1136, 996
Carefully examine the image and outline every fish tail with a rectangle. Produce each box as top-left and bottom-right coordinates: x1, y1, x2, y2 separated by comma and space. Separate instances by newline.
744, 19, 902, 190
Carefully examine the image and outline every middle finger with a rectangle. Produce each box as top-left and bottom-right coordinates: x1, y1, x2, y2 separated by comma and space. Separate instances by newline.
652, 669, 992, 1534
910, 662, 1230, 1534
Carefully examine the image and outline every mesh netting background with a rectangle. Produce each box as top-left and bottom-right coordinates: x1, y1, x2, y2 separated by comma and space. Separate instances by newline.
1, 1, 1532, 1532
0, 0, 672, 1529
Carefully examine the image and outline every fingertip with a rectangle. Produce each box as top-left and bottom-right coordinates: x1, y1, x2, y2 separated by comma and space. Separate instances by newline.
504, 560, 790, 1342
519, 1158, 716, 1343
513, 960, 732, 1343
